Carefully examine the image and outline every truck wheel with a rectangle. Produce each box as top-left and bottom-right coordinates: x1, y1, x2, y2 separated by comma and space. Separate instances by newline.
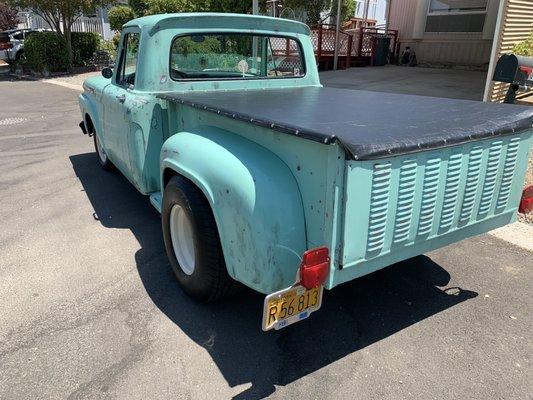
162, 175, 235, 302
15, 50, 25, 62
93, 134, 113, 171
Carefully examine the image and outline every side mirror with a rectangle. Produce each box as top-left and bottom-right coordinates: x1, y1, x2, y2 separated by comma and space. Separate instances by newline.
101, 67, 113, 79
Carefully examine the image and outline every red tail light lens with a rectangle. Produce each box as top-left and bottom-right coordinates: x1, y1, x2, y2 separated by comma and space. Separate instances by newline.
300, 247, 330, 289
519, 185, 533, 214
0, 42, 13, 50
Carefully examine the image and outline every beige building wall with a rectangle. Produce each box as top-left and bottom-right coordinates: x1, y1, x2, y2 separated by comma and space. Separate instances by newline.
484, 0, 533, 102
388, 0, 500, 66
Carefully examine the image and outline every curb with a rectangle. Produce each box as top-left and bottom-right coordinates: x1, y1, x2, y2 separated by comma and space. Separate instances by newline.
488, 221, 533, 252
10, 72, 83, 91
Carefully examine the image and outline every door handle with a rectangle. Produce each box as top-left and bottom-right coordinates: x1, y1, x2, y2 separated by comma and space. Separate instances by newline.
116, 94, 126, 103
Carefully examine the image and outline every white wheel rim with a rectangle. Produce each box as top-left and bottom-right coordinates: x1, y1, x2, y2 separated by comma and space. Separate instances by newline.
95, 135, 107, 163
169, 204, 196, 275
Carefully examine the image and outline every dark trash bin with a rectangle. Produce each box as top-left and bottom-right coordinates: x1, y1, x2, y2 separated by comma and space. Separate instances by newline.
372, 36, 391, 66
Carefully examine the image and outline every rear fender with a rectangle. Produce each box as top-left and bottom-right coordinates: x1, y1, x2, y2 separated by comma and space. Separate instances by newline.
161, 127, 307, 294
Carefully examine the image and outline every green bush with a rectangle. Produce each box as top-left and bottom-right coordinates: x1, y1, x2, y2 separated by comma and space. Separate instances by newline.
108, 5, 136, 31
24, 32, 69, 73
71, 32, 100, 66
99, 37, 118, 61
513, 33, 533, 57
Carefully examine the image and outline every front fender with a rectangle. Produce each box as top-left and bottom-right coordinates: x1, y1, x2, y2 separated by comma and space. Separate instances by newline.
161, 127, 307, 294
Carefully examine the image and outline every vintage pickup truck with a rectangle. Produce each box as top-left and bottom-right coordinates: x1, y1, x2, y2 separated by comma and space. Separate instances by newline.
79, 13, 533, 331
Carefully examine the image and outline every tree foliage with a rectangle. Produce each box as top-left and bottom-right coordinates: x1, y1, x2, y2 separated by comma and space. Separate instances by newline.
130, 0, 265, 17
513, 33, 533, 57
0, 1, 19, 30
283, 0, 355, 25
108, 4, 135, 31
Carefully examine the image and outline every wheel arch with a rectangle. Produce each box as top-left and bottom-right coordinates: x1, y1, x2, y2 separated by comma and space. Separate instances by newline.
84, 113, 95, 134
160, 128, 308, 294
79, 93, 102, 138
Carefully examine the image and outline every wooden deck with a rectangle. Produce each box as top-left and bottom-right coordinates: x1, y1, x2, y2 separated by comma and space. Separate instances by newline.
311, 25, 399, 71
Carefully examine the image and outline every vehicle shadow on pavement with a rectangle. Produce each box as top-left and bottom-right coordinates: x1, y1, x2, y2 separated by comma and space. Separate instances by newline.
70, 152, 479, 400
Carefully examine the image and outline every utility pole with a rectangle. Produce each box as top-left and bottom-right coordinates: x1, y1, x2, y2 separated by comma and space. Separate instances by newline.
385, 0, 392, 33
252, 0, 259, 72
333, 0, 342, 70
362, 0, 370, 25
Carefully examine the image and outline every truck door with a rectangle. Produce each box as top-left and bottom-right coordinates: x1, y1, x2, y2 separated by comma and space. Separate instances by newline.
102, 31, 140, 175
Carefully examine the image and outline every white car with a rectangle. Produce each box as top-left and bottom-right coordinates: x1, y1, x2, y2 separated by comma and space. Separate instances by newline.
0, 28, 50, 63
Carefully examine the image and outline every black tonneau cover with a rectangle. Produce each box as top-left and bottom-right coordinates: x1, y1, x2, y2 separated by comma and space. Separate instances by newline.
158, 87, 533, 160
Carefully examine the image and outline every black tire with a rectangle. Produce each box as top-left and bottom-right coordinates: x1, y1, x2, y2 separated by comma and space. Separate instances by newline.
93, 134, 113, 171
162, 175, 235, 302
15, 50, 24, 62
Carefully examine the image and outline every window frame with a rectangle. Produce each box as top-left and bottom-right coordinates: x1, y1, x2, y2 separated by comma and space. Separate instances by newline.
426, 0, 488, 16
168, 32, 307, 82
115, 31, 141, 90
425, 0, 488, 33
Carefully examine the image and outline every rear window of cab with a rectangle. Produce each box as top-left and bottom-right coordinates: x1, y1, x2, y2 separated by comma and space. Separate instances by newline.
169, 33, 306, 81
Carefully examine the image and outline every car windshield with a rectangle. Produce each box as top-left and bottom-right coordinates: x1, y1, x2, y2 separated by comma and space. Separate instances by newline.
169, 33, 305, 80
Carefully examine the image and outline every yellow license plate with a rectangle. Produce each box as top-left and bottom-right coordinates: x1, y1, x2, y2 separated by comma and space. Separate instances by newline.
262, 285, 323, 331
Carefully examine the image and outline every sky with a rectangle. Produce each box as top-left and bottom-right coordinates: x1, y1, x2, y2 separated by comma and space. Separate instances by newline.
353, 0, 388, 25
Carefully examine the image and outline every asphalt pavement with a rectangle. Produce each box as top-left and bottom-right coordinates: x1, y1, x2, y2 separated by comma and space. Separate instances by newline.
0, 77, 531, 400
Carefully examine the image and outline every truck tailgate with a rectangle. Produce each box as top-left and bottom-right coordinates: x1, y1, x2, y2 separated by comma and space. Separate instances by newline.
334, 130, 532, 287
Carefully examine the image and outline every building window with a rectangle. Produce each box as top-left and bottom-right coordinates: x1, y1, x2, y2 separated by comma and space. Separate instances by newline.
426, 0, 488, 33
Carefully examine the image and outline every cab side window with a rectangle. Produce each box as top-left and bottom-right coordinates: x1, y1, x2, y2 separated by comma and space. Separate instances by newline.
116, 33, 140, 89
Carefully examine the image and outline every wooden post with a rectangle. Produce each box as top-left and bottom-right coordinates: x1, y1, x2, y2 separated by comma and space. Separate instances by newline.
358, 27, 364, 57
317, 24, 323, 59
346, 34, 353, 68
333, 0, 342, 70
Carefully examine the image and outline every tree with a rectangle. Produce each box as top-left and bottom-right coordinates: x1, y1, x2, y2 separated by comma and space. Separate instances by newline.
283, 0, 354, 25
108, 4, 135, 31
283, 0, 328, 25
134, 0, 265, 17
9, 0, 115, 66
0, 2, 19, 30
128, 0, 149, 16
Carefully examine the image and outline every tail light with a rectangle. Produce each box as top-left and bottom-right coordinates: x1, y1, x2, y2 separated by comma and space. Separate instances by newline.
299, 247, 330, 289
0, 42, 13, 50
519, 185, 533, 214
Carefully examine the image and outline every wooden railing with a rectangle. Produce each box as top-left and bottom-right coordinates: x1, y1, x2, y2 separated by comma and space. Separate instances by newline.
311, 24, 399, 70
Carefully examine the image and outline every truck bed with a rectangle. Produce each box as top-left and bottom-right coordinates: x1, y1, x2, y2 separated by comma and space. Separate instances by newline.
158, 86, 533, 160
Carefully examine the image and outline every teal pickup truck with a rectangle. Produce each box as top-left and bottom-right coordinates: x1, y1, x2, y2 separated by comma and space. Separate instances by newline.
79, 13, 533, 331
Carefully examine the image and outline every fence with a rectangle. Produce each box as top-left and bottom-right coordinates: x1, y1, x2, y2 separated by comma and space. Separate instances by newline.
17, 12, 113, 40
